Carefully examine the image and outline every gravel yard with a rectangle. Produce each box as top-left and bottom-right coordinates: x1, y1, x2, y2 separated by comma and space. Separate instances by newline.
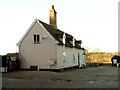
2, 66, 119, 89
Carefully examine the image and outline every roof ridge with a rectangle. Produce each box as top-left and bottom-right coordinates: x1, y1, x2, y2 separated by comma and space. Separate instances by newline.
17, 19, 82, 49
38, 19, 73, 37
38, 19, 81, 49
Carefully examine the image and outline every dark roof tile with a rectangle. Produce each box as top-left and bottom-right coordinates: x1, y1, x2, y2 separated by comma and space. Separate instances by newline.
39, 20, 81, 49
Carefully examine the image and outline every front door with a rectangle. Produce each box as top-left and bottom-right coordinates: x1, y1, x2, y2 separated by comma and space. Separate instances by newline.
78, 53, 80, 68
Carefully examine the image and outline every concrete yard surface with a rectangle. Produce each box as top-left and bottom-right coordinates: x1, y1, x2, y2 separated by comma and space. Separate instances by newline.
2, 66, 119, 89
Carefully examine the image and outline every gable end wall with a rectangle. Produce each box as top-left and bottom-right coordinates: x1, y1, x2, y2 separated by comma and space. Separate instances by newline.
19, 22, 57, 69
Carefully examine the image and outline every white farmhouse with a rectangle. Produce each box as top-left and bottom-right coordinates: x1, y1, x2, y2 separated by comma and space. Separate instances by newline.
17, 5, 86, 71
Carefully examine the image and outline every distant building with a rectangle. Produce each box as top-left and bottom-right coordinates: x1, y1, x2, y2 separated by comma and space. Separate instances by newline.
111, 55, 120, 66
1, 53, 20, 72
17, 5, 86, 71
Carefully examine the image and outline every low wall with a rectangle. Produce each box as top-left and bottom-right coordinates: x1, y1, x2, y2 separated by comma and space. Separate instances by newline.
86, 63, 112, 68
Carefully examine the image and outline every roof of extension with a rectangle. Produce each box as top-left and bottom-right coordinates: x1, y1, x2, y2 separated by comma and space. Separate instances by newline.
17, 19, 82, 49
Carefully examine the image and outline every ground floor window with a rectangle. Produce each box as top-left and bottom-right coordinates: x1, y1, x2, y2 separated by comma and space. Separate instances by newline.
73, 54, 75, 62
63, 52, 66, 63
30, 66, 38, 71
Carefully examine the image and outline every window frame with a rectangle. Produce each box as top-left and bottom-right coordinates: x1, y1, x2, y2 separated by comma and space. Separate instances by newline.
73, 53, 76, 63
63, 51, 66, 63
33, 34, 41, 44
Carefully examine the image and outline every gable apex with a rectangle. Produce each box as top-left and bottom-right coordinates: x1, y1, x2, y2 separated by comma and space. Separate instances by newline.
17, 19, 38, 46
17, 19, 82, 49
17, 19, 59, 46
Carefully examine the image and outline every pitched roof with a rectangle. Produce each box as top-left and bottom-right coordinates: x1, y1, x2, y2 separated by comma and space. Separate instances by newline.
38, 20, 82, 49
17, 19, 82, 49
7, 53, 18, 57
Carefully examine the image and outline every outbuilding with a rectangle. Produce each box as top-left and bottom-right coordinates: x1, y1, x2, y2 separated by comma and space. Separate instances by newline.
0, 53, 20, 72
111, 55, 120, 66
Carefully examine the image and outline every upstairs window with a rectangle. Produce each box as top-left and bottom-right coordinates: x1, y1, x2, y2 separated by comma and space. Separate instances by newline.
33, 34, 41, 43
63, 33, 66, 44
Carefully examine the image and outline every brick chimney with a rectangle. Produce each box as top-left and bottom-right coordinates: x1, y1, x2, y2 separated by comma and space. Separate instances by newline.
49, 5, 57, 28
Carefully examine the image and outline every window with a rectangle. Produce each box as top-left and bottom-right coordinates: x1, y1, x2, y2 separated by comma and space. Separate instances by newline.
63, 33, 66, 44
78, 53, 80, 64
30, 66, 38, 71
63, 52, 66, 63
33, 34, 41, 43
11, 57, 16, 61
78, 53, 80, 60
73, 53, 75, 63
73, 54, 75, 62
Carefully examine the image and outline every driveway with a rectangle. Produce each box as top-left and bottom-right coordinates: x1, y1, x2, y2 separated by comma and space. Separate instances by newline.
2, 66, 119, 89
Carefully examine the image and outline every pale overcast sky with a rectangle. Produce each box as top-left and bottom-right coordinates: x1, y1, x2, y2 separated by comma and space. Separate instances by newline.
0, 0, 119, 55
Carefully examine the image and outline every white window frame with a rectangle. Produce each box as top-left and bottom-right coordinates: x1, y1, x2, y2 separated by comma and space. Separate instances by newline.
73, 53, 76, 63
63, 33, 66, 45
63, 51, 66, 63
